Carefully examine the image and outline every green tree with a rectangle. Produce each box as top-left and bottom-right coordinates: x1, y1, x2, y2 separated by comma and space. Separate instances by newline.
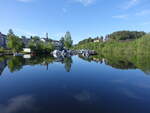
78, 37, 93, 45
45, 42, 54, 53
28, 40, 36, 51
106, 31, 146, 41
64, 32, 73, 48
7, 29, 14, 36
7, 56, 25, 72
31, 36, 40, 42
100, 36, 104, 41
7, 31, 24, 53
28, 40, 54, 53
60, 37, 65, 47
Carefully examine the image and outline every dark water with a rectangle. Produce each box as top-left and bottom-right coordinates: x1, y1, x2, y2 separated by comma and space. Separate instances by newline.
0, 55, 150, 113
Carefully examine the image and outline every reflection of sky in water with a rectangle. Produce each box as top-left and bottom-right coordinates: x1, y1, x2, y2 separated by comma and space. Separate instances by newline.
0, 56, 150, 113
74, 90, 96, 103
0, 95, 35, 113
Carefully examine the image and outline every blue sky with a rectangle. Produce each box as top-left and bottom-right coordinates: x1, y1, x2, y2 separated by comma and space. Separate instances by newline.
0, 0, 150, 43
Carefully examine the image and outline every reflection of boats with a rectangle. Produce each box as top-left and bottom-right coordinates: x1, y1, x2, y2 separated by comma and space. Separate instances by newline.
52, 50, 71, 58
77, 49, 96, 57
13, 53, 23, 56
23, 54, 31, 59
53, 50, 61, 58
1, 53, 150, 75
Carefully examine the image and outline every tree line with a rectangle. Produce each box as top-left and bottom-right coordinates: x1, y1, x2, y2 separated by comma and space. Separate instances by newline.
73, 30, 150, 55
3, 29, 73, 53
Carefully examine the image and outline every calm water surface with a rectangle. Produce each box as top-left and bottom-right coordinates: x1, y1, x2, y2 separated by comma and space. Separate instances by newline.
0, 55, 150, 113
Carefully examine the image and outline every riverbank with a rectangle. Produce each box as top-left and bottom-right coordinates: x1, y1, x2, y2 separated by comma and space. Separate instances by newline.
0, 48, 97, 58
0, 49, 13, 56
72, 34, 150, 55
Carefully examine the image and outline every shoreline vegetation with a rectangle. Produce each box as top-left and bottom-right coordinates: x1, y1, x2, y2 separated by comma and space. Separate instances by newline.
73, 31, 150, 58
72, 31, 150, 74
0, 29, 73, 56
73, 31, 149, 54
0, 53, 150, 75
0, 29, 150, 74
0, 29, 150, 57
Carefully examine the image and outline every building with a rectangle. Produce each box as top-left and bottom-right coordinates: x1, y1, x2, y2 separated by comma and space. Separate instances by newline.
23, 48, 31, 53
40, 38, 50, 42
0, 32, 7, 48
40, 33, 52, 43
93, 39, 101, 43
22, 36, 30, 47
93, 38, 103, 43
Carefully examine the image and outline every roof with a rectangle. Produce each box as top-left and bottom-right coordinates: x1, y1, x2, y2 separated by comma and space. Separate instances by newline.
40, 38, 50, 41
0, 32, 6, 38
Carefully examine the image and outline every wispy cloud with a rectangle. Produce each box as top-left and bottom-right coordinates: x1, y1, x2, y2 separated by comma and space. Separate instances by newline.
16, 0, 33, 3
140, 21, 150, 26
73, 0, 96, 6
122, 0, 139, 10
136, 9, 150, 16
112, 14, 129, 19
50, 32, 65, 39
14, 28, 37, 36
62, 8, 67, 13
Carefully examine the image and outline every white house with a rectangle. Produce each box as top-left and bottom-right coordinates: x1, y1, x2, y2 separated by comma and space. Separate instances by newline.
23, 48, 31, 53
40, 38, 50, 43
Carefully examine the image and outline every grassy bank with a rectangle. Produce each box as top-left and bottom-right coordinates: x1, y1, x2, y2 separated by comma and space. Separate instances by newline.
73, 34, 150, 74
73, 34, 150, 55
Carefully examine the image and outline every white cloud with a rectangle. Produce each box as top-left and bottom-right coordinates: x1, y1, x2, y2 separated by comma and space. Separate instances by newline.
136, 9, 150, 16
73, 0, 95, 6
141, 21, 150, 26
51, 32, 65, 39
0, 95, 35, 113
123, 0, 139, 10
14, 28, 37, 37
112, 14, 129, 19
16, 0, 33, 3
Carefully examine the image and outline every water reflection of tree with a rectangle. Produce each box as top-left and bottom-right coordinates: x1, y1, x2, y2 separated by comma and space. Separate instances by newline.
78, 51, 150, 75
79, 54, 103, 63
0, 57, 7, 75
6, 56, 56, 72
78, 55, 93, 62
1, 52, 150, 75
63, 57, 73, 72
91, 52, 150, 75
27, 56, 55, 66
2, 55, 73, 73
104, 59, 136, 70
7, 56, 25, 72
